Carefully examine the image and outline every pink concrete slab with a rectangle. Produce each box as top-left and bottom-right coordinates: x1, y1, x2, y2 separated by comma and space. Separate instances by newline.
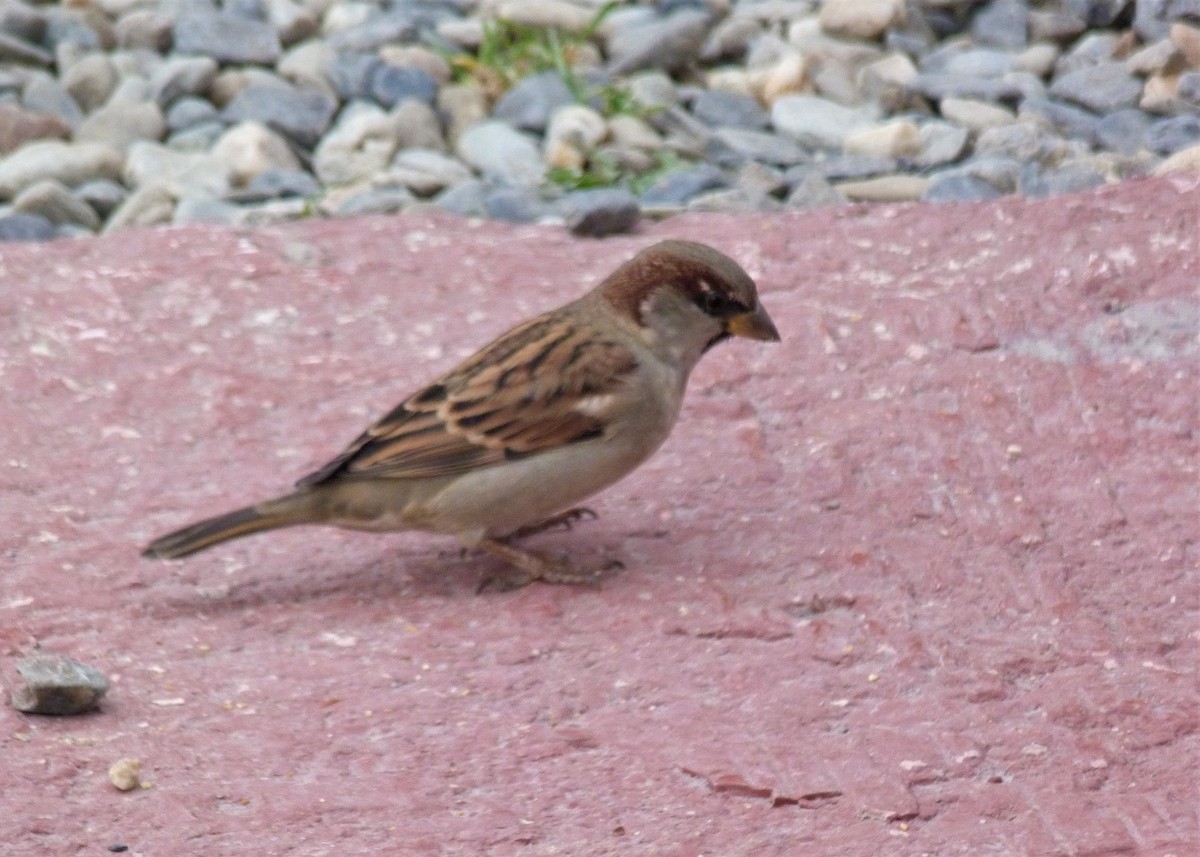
1, 175, 1197, 855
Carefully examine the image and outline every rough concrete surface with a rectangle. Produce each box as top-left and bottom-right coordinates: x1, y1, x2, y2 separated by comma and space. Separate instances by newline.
1, 177, 1196, 856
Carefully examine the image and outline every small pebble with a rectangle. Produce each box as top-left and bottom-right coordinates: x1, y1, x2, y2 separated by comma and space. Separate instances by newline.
11, 654, 110, 715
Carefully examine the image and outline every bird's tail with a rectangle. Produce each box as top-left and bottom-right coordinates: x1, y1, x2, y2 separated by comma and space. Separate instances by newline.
142, 493, 318, 559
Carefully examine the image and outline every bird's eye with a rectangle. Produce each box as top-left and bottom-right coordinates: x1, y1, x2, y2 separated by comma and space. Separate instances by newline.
696, 286, 740, 318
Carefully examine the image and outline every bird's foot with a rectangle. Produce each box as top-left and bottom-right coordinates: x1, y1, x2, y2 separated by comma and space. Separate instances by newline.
507, 507, 598, 540
475, 536, 622, 593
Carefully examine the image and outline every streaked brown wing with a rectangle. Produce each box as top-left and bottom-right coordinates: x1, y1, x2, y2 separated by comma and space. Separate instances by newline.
296, 312, 638, 487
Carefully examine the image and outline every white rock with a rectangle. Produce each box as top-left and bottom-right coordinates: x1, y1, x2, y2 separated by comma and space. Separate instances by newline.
437, 84, 488, 144
484, 0, 595, 33
819, 0, 905, 39
13, 179, 102, 230
455, 120, 545, 186
313, 103, 402, 187
103, 183, 177, 233
124, 141, 231, 197
1154, 142, 1200, 174
1018, 43, 1060, 77
0, 141, 124, 199
939, 98, 1016, 133
278, 40, 337, 97
74, 101, 166, 154
387, 148, 474, 197
321, 1, 372, 35
858, 52, 918, 111
543, 104, 607, 171
843, 120, 921, 158
212, 121, 302, 185
771, 94, 880, 149
756, 52, 810, 105
834, 174, 930, 202
265, 0, 317, 45
392, 100, 445, 151
607, 114, 662, 151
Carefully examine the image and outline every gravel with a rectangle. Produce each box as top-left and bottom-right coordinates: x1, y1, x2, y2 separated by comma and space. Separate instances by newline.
0, 0, 1197, 240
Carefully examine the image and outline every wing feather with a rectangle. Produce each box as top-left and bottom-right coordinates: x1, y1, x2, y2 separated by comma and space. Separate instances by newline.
296, 312, 638, 487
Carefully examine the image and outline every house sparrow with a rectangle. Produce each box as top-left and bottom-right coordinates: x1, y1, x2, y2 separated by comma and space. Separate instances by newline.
142, 239, 779, 589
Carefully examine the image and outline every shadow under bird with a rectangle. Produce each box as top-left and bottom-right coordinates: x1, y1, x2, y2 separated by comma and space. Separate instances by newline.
142, 239, 780, 590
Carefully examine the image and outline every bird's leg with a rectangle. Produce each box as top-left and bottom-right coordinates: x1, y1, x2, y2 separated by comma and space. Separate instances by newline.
474, 536, 620, 593
506, 507, 597, 540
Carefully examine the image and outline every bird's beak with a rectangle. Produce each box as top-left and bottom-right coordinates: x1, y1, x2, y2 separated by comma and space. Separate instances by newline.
726, 304, 781, 342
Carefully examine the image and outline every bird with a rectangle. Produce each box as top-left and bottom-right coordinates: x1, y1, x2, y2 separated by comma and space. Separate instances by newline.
142, 239, 780, 590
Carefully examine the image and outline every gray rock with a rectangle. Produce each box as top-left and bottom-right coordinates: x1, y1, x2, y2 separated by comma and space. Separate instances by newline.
228, 168, 321, 202
771, 95, 880, 149
483, 186, 546, 223
43, 8, 103, 52
1020, 97, 1099, 142
975, 122, 1068, 162
166, 96, 220, 132
14, 177, 102, 229
785, 169, 847, 209
0, 31, 53, 66
912, 121, 971, 168
908, 73, 1026, 104
75, 101, 167, 154
388, 148, 474, 197
1068, 0, 1131, 27
952, 154, 1025, 193
708, 127, 809, 166
434, 178, 489, 216
22, 72, 83, 129
327, 10, 418, 53
173, 11, 282, 65
11, 654, 109, 715
493, 72, 576, 133
1019, 162, 1108, 197
970, 0, 1029, 49
369, 64, 439, 108
334, 186, 416, 217
167, 121, 226, 152
0, 211, 56, 241
1048, 62, 1142, 113
149, 56, 220, 108
327, 51, 381, 101
1178, 72, 1200, 110
73, 179, 128, 217
608, 8, 712, 75
1, 1, 47, 43
1132, 0, 1172, 42
561, 187, 640, 236
935, 49, 1020, 78
221, 82, 338, 149
455, 121, 545, 187
1028, 8, 1089, 42
923, 173, 1005, 202
0, 141, 124, 199
1095, 109, 1151, 154
820, 152, 897, 180
639, 163, 727, 205
1145, 116, 1200, 155
691, 89, 770, 130
173, 195, 245, 225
